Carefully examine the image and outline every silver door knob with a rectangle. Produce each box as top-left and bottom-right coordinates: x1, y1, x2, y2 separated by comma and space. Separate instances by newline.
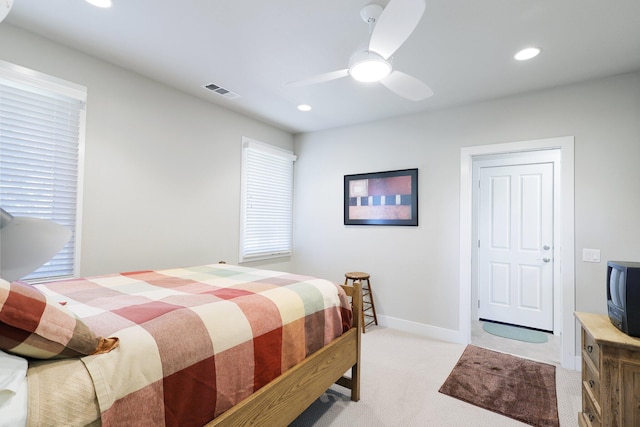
543, 245, 551, 250
543, 257, 551, 263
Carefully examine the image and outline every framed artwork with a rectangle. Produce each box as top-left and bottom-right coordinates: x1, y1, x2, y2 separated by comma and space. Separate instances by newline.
344, 168, 418, 226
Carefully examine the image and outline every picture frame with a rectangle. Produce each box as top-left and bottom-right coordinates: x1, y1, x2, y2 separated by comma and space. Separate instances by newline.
344, 168, 418, 226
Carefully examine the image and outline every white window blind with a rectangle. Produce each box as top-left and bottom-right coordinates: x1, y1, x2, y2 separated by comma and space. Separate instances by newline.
239, 138, 296, 263
0, 61, 86, 281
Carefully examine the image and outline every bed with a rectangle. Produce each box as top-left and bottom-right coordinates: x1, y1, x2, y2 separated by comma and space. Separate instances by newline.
0, 263, 362, 426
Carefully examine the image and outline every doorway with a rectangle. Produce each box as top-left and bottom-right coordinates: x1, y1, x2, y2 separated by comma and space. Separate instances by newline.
459, 136, 576, 369
474, 152, 558, 332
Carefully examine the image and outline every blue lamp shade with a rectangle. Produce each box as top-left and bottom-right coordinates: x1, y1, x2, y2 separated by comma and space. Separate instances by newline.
0, 208, 72, 282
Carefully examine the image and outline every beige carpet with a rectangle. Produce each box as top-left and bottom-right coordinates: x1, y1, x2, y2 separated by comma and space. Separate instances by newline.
290, 327, 581, 426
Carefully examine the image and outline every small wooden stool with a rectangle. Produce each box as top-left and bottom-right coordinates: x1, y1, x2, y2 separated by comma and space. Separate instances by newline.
344, 272, 378, 333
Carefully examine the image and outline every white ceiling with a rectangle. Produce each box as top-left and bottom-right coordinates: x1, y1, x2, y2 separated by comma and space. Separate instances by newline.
5, 0, 640, 134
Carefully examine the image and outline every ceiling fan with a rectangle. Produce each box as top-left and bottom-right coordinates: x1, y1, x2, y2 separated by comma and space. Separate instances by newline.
285, 0, 433, 101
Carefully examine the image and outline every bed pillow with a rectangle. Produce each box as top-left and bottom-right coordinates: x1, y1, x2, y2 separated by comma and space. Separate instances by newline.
0, 278, 118, 359
0, 349, 28, 426
0, 349, 27, 404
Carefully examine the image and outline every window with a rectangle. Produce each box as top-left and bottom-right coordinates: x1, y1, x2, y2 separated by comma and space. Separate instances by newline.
239, 137, 296, 263
0, 61, 86, 281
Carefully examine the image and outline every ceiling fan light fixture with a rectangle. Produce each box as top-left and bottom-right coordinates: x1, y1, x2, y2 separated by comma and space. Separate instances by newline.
349, 51, 392, 83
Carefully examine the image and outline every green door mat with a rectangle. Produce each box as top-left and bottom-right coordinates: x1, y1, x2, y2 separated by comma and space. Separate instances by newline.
482, 322, 549, 343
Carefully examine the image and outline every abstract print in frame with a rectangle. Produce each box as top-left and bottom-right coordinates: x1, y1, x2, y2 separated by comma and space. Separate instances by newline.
344, 168, 418, 226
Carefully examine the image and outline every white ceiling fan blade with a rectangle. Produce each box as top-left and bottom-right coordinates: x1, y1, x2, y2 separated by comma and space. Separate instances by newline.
369, 0, 426, 60
380, 70, 433, 101
284, 69, 349, 87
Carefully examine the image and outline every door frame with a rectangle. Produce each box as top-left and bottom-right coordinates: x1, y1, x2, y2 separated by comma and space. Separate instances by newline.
459, 136, 576, 369
472, 151, 560, 332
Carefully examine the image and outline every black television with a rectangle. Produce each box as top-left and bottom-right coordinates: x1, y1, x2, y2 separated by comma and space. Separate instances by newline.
607, 261, 640, 337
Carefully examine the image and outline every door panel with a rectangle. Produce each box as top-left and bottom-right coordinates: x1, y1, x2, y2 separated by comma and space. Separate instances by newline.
519, 265, 541, 309
490, 176, 511, 249
478, 163, 554, 331
490, 262, 510, 305
521, 174, 543, 251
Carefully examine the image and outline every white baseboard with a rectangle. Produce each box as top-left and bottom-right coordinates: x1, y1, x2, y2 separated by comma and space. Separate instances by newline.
376, 314, 467, 344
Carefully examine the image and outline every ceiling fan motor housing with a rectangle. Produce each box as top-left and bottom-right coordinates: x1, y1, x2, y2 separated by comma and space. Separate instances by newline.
360, 3, 383, 24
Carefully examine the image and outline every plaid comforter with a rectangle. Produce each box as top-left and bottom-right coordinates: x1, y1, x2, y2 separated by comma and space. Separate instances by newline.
35, 264, 352, 426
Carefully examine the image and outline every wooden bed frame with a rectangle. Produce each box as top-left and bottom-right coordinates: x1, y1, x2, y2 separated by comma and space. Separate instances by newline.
208, 281, 363, 426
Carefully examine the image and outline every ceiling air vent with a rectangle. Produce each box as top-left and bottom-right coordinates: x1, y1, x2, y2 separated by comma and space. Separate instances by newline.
203, 83, 240, 100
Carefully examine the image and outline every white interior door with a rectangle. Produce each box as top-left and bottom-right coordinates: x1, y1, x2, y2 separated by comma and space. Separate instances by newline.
478, 162, 554, 331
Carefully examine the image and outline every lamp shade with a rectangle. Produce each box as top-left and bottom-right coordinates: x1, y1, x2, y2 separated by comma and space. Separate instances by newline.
0, 0, 13, 23
0, 208, 72, 282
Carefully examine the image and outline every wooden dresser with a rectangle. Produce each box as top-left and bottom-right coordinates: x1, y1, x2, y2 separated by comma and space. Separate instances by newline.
576, 312, 640, 427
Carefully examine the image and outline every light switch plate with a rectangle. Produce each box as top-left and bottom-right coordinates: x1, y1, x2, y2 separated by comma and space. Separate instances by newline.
583, 248, 601, 263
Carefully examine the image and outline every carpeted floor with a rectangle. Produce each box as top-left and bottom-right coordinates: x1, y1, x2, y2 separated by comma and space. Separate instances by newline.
290, 327, 581, 426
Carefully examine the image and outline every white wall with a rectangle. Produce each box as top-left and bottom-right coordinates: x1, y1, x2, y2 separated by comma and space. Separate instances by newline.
292, 72, 640, 337
0, 24, 294, 276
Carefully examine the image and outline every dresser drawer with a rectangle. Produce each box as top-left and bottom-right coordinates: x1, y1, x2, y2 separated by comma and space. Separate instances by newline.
582, 359, 601, 406
583, 329, 600, 369
581, 392, 602, 427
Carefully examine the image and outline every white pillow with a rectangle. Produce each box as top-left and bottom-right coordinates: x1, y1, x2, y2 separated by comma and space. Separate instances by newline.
0, 350, 27, 427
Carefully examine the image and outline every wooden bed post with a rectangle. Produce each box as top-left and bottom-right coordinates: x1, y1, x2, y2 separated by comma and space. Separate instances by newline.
337, 280, 362, 401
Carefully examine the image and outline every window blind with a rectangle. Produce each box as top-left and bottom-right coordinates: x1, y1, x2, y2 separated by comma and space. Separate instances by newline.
239, 138, 296, 262
0, 62, 86, 281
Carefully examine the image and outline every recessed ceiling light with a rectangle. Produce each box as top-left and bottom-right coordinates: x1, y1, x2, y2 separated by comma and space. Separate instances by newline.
514, 47, 541, 61
86, 0, 113, 8
297, 104, 312, 112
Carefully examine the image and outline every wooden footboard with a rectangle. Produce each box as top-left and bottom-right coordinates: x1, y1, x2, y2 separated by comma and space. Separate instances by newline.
208, 281, 362, 427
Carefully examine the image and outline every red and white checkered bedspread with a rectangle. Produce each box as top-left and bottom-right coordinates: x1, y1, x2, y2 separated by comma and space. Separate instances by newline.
35, 264, 352, 426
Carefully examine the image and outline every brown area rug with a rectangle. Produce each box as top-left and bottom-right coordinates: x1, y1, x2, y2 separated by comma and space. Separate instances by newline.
438, 345, 559, 427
